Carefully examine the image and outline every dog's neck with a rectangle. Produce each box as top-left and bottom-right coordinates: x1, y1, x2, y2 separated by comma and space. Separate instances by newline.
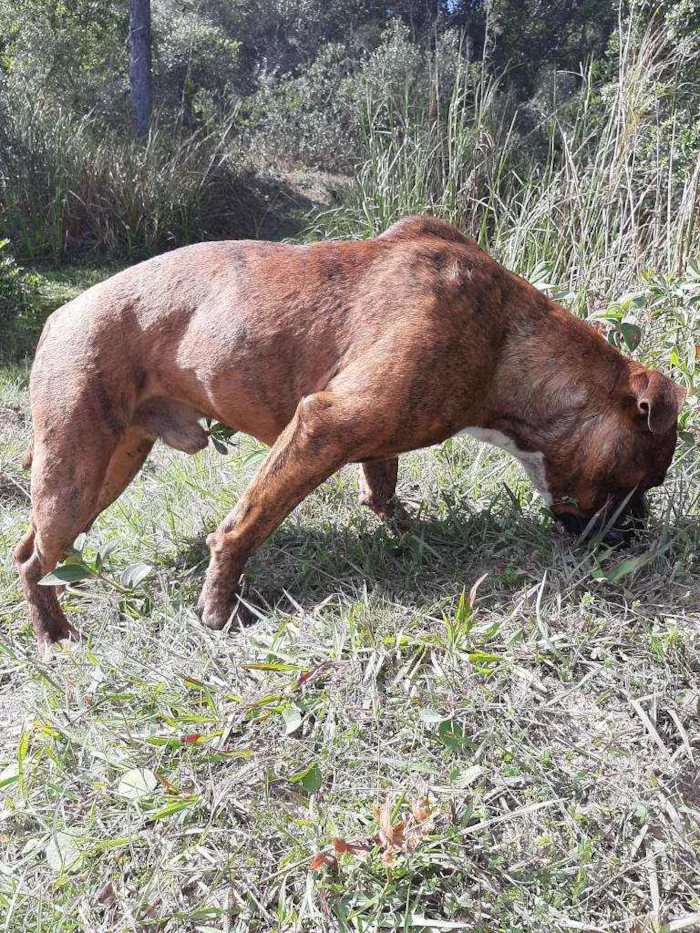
487, 296, 625, 448
458, 295, 628, 505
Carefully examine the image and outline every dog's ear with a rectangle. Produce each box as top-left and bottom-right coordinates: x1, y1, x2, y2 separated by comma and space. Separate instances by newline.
631, 369, 687, 434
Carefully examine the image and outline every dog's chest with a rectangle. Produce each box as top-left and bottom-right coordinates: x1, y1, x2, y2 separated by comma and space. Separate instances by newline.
458, 427, 552, 505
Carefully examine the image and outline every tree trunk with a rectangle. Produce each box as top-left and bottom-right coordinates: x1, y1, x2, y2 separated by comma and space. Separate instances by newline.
128, 0, 152, 139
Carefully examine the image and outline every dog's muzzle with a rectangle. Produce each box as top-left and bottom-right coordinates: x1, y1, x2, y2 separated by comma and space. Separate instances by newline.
555, 492, 647, 547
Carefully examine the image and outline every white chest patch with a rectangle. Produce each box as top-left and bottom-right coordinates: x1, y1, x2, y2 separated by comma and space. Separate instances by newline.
458, 427, 552, 506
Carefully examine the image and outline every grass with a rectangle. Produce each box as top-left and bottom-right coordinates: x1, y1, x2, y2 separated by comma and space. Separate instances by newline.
1, 289, 699, 929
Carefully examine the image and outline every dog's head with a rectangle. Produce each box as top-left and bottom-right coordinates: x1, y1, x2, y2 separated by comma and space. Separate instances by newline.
541, 365, 686, 543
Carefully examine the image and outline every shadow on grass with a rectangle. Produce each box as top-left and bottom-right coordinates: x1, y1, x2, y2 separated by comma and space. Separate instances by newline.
168, 498, 700, 623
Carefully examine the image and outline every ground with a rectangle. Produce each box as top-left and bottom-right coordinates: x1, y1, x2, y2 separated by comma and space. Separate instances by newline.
0, 270, 699, 933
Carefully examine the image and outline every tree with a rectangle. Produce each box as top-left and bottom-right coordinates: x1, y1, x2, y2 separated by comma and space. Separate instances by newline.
129, 0, 152, 138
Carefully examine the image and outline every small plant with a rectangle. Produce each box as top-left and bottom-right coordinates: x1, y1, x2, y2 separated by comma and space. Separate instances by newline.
39, 536, 153, 596
592, 291, 645, 352
594, 264, 700, 435
207, 421, 238, 454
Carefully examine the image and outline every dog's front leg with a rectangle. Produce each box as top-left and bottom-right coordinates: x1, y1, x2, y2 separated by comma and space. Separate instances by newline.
197, 391, 371, 630
358, 459, 411, 534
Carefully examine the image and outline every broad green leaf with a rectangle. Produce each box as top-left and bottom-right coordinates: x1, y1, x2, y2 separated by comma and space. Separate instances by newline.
211, 435, 229, 455
438, 720, 466, 751
210, 423, 237, 442
39, 563, 93, 585
62, 553, 85, 567
120, 562, 153, 588
117, 768, 158, 801
620, 322, 642, 351
289, 762, 322, 793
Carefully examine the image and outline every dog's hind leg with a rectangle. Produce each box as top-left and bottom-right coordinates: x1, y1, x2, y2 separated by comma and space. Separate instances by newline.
84, 428, 155, 532
358, 458, 411, 534
14, 435, 117, 657
14, 524, 81, 656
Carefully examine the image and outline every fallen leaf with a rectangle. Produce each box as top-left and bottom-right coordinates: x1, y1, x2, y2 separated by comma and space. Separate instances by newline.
375, 800, 405, 846
405, 797, 435, 849
374, 800, 406, 854
282, 707, 302, 735
419, 708, 446, 724
310, 852, 338, 871
332, 837, 371, 859
411, 797, 432, 823
295, 662, 331, 688
45, 829, 85, 873
97, 881, 116, 906
371, 795, 438, 860
155, 774, 180, 793
117, 768, 158, 801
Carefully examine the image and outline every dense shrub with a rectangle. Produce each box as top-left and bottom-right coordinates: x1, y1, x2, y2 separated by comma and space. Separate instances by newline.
251, 44, 360, 170
0, 94, 298, 258
249, 23, 475, 171
0, 239, 39, 355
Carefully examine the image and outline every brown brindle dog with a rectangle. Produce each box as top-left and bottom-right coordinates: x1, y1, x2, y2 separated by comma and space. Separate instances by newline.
15, 216, 686, 654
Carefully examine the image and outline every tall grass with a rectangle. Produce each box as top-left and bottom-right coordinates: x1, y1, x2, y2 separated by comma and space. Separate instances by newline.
0, 101, 259, 258
315, 24, 700, 310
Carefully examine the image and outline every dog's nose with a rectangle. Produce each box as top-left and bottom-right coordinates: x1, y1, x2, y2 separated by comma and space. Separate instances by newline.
607, 493, 647, 546
555, 513, 588, 536
602, 527, 626, 548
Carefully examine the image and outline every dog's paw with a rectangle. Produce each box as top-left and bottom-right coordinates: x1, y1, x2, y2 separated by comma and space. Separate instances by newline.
36, 621, 83, 661
384, 498, 412, 535
196, 585, 254, 631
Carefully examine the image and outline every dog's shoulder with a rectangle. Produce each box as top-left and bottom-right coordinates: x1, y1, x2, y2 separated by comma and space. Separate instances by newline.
378, 215, 473, 247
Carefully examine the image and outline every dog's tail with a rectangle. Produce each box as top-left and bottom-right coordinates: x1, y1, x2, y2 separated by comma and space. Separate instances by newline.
22, 441, 33, 471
